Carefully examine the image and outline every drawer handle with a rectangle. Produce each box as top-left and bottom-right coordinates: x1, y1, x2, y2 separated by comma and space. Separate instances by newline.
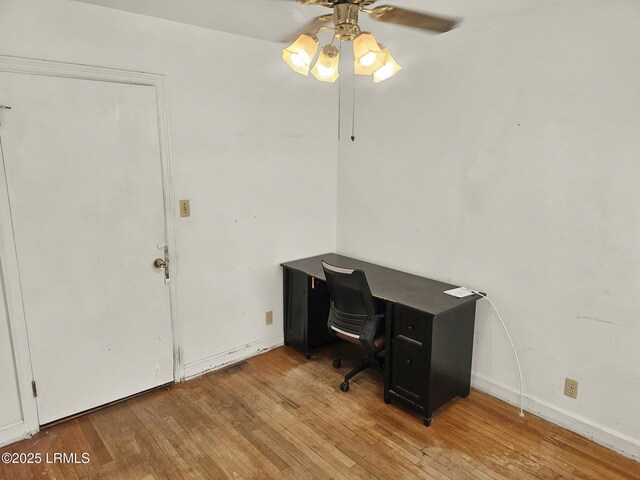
405, 359, 412, 365
407, 325, 414, 330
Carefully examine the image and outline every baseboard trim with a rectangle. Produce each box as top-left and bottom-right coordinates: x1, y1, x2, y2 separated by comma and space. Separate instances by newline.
0, 420, 37, 448
471, 371, 640, 462
183, 334, 284, 380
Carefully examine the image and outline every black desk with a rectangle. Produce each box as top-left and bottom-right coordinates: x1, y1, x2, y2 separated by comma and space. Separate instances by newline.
281, 253, 481, 426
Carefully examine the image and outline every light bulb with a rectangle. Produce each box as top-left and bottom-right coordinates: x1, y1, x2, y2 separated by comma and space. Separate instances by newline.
282, 34, 319, 76
291, 51, 310, 68
317, 64, 334, 77
352, 33, 385, 75
311, 44, 340, 83
373, 44, 402, 83
359, 51, 377, 67
375, 63, 394, 78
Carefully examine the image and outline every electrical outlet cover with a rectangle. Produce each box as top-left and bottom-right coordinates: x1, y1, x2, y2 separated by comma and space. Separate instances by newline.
564, 378, 578, 399
179, 199, 191, 217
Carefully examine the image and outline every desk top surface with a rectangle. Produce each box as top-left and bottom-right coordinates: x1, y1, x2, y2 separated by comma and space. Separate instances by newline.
281, 253, 480, 316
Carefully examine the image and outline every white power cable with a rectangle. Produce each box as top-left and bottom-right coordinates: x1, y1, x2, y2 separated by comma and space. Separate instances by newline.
471, 290, 526, 417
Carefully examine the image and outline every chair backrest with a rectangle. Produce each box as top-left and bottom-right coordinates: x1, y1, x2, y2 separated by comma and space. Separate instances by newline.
322, 261, 376, 337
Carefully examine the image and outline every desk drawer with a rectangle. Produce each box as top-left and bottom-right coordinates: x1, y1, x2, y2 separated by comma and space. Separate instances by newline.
389, 340, 428, 406
392, 304, 431, 348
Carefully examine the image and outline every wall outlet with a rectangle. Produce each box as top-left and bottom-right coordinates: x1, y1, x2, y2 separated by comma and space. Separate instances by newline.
564, 378, 579, 399
265, 311, 273, 326
179, 199, 191, 217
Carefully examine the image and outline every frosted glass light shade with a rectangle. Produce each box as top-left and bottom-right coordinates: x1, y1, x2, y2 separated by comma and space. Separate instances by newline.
311, 44, 340, 83
373, 45, 402, 83
282, 34, 319, 76
353, 33, 384, 75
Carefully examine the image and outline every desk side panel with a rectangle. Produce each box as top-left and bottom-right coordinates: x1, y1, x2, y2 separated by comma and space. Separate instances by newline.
283, 268, 308, 351
307, 278, 332, 348
430, 302, 477, 413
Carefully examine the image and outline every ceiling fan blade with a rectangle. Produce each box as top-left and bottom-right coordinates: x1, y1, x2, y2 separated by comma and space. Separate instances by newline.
280, 14, 333, 43
367, 6, 458, 34
265, 0, 334, 5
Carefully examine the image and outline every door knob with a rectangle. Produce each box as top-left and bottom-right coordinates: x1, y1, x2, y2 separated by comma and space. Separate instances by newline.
154, 245, 170, 283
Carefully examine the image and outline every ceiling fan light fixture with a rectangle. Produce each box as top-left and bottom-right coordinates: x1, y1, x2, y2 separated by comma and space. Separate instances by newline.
373, 44, 402, 83
352, 33, 385, 75
282, 34, 319, 76
311, 44, 340, 83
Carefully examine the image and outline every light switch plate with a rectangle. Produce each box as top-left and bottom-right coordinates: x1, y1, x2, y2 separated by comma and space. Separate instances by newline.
179, 199, 190, 217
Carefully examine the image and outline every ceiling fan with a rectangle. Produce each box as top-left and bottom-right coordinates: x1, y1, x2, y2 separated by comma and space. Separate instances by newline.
279, 0, 459, 83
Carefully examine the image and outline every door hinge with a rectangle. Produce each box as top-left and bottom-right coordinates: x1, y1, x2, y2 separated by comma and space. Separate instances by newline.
31, 380, 38, 398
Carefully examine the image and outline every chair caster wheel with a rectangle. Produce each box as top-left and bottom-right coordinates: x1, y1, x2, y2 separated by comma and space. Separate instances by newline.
340, 382, 349, 392
423, 417, 432, 427
332, 359, 341, 368
305, 352, 312, 360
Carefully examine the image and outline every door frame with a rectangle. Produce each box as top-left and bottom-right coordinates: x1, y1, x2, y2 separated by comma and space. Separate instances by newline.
0, 55, 183, 443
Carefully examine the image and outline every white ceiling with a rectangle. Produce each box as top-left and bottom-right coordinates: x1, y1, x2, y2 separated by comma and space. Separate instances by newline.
71, 0, 562, 44
71, 0, 322, 43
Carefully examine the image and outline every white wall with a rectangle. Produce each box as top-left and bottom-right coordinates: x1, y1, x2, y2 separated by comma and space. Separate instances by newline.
0, 270, 22, 430
337, 0, 640, 459
0, 0, 337, 444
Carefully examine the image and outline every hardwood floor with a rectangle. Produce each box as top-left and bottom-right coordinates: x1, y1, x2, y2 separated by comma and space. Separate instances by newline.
1, 346, 639, 480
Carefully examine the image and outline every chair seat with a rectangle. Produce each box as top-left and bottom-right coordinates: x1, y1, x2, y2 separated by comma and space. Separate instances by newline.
334, 330, 385, 350
333, 331, 359, 344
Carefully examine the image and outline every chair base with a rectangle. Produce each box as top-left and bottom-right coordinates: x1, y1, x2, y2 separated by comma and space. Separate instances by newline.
333, 353, 381, 392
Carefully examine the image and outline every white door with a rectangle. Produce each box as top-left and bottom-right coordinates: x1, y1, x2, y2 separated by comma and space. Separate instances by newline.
0, 72, 174, 424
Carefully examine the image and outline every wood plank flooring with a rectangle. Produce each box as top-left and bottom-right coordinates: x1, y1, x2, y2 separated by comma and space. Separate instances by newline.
1, 346, 639, 479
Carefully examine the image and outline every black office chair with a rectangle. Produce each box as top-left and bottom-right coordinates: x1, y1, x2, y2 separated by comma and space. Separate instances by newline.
322, 260, 385, 392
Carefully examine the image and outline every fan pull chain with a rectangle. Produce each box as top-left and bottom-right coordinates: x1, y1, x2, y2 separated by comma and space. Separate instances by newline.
351, 76, 356, 142
337, 40, 342, 142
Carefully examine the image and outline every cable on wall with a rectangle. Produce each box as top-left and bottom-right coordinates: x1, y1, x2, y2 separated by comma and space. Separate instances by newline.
471, 290, 526, 417
351, 76, 356, 141
337, 40, 342, 142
